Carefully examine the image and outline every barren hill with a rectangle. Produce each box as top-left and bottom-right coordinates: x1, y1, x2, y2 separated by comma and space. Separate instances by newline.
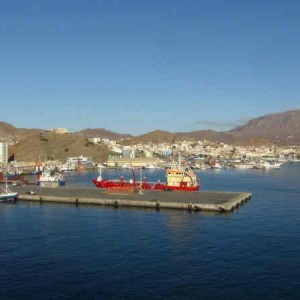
132, 129, 232, 143
230, 110, 300, 144
133, 130, 177, 143
1, 109, 300, 163
0, 121, 46, 141
9, 132, 109, 163
78, 128, 132, 140
133, 129, 271, 146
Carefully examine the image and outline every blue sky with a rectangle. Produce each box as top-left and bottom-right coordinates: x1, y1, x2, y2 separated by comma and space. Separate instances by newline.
1, 0, 299, 135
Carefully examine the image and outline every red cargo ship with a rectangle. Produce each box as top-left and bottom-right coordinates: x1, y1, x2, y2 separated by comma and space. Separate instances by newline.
92, 164, 200, 191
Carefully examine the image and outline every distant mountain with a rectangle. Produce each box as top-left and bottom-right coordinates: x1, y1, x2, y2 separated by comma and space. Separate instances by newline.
133, 130, 176, 143
0, 121, 47, 141
176, 130, 236, 143
132, 110, 300, 145
1, 109, 299, 163
133, 129, 235, 144
78, 128, 132, 140
0, 121, 17, 137
230, 109, 300, 144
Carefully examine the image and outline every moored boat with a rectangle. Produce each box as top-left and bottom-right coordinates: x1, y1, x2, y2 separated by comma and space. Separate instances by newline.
0, 181, 18, 202
37, 171, 66, 187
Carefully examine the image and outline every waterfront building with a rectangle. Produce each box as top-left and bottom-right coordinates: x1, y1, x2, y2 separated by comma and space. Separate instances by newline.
107, 157, 163, 168
122, 149, 135, 159
67, 155, 93, 166
0, 142, 8, 165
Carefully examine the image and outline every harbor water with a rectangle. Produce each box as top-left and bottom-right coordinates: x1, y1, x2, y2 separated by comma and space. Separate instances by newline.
0, 164, 299, 299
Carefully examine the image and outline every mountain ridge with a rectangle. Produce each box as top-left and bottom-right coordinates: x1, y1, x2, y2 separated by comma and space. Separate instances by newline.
0, 109, 299, 162
1, 109, 299, 144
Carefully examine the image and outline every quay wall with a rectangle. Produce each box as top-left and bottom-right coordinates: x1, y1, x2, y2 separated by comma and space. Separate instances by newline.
12, 186, 252, 213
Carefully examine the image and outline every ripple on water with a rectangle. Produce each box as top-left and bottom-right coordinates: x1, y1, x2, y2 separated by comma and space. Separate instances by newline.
0, 165, 299, 299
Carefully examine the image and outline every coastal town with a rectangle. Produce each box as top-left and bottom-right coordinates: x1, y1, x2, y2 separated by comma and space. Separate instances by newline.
2, 2, 299, 298
1, 131, 299, 179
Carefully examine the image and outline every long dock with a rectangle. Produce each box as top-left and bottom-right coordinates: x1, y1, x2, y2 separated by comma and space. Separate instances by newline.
10, 186, 251, 213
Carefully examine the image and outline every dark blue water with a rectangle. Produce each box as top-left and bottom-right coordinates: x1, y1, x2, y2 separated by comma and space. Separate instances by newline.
0, 164, 299, 299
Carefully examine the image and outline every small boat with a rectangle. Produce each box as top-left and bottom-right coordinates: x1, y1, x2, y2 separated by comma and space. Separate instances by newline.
211, 163, 222, 169
37, 171, 66, 187
144, 164, 158, 170
261, 161, 282, 169
234, 164, 254, 169
0, 180, 18, 202
59, 163, 76, 172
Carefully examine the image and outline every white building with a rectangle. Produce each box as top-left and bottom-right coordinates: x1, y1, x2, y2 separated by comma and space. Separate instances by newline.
122, 149, 135, 159
0, 142, 8, 164
51, 128, 69, 134
67, 155, 93, 165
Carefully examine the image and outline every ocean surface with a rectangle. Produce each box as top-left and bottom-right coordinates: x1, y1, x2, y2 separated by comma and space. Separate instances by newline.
0, 164, 299, 299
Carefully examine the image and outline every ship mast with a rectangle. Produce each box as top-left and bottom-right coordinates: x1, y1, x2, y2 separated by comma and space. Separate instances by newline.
97, 166, 102, 181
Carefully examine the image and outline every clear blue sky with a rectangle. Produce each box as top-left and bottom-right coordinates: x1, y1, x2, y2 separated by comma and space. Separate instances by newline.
1, 0, 299, 135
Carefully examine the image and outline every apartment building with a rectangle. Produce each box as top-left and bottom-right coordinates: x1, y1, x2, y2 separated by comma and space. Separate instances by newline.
0, 142, 8, 164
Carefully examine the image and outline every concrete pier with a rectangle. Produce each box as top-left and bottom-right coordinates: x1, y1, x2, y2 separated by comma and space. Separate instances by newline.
10, 185, 251, 213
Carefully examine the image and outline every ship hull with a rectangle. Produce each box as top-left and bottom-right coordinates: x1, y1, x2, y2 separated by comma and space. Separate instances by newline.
92, 180, 200, 191
0, 193, 18, 202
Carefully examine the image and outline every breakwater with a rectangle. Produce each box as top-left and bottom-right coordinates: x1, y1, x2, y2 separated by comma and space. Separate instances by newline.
12, 186, 251, 212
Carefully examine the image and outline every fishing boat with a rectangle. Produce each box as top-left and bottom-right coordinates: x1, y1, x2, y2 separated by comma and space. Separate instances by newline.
0, 180, 18, 202
92, 161, 200, 192
0, 171, 21, 184
37, 171, 66, 187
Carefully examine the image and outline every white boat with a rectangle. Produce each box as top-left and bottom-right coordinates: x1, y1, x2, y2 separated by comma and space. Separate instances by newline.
59, 163, 76, 172
211, 163, 222, 169
234, 163, 255, 169
144, 164, 158, 170
0, 181, 18, 202
261, 161, 282, 169
38, 171, 66, 187
121, 164, 132, 169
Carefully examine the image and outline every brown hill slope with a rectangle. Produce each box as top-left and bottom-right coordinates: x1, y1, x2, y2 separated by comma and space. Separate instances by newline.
0, 121, 46, 141
134, 129, 243, 144
133, 130, 177, 143
0, 121, 18, 137
133, 129, 270, 146
177, 130, 235, 143
9, 132, 109, 163
231, 109, 300, 144
78, 128, 132, 140
2, 109, 300, 149
133, 129, 231, 143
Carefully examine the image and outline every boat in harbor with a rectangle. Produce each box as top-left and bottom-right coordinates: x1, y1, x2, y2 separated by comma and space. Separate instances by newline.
261, 161, 282, 169
0, 180, 18, 202
37, 171, 66, 187
92, 162, 200, 192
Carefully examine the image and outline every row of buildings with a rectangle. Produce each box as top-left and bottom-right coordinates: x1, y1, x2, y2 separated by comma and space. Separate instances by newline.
1, 136, 300, 171
92, 137, 300, 168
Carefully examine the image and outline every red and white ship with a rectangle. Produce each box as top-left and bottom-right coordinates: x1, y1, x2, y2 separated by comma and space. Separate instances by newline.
92, 162, 200, 192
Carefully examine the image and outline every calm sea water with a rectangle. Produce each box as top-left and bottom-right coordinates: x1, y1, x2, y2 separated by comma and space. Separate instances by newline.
0, 164, 299, 299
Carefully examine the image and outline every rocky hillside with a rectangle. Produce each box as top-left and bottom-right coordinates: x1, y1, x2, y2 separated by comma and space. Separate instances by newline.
77, 128, 132, 140
0, 121, 46, 142
132, 110, 300, 145
230, 110, 300, 144
9, 132, 110, 163
1, 109, 299, 163
132, 129, 269, 145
